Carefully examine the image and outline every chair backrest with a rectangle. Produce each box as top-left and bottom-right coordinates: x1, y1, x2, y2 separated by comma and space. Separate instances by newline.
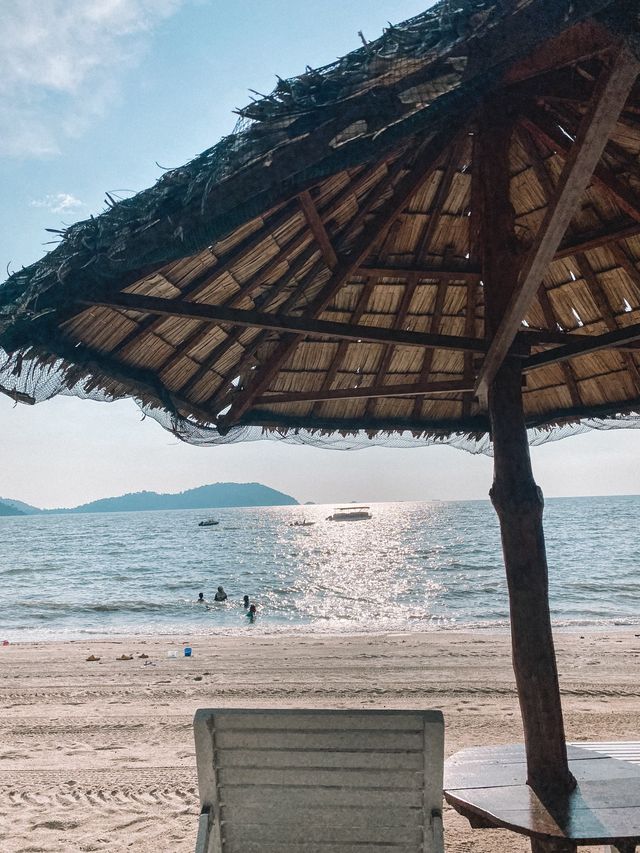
194, 708, 444, 853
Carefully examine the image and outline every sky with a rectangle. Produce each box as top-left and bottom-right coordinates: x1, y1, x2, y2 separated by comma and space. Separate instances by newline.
1, 0, 640, 509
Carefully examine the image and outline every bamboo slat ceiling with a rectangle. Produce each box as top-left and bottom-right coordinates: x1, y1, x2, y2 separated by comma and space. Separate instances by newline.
2, 0, 640, 442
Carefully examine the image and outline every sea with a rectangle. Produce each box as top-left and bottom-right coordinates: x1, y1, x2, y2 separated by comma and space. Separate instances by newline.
0, 496, 639, 642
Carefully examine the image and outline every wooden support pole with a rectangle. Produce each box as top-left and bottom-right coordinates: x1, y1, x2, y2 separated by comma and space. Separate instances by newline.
489, 358, 575, 799
479, 99, 574, 802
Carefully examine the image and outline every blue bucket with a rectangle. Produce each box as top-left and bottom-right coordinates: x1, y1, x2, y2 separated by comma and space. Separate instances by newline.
184, 647, 192, 657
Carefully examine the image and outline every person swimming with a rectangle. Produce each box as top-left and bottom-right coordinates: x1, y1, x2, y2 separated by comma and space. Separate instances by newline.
214, 586, 227, 602
243, 595, 250, 609
197, 592, 205, 603
246, 604, 257, 623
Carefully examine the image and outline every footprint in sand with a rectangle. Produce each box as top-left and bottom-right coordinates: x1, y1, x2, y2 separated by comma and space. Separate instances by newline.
0, 750, 29, 760
34, 819, 79, 831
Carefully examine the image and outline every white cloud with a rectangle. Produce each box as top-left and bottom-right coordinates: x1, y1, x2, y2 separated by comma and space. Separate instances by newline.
30, 193, 84, 214
0, 0, 184, 157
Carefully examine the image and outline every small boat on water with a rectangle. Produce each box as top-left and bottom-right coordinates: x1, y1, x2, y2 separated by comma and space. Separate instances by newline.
326, 506, 372, 521
289, 520, 316, 527
198, 519, 220, 527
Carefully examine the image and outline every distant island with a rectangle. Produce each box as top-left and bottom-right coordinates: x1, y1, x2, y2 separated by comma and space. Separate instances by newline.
0, 499, 24, 516
0, 482, 298, 515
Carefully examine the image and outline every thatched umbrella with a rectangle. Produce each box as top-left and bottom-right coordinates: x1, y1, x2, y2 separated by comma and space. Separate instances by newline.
2, 0, 640, 803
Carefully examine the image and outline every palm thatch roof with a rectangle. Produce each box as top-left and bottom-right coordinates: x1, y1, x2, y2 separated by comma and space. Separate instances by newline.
2, 0, 640, 447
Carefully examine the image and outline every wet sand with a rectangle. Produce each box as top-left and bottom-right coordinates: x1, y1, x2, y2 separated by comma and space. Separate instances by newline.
1, 630, 639, 852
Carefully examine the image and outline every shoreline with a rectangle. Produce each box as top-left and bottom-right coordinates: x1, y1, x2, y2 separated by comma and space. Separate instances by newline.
5, 619, 640, 645
1, 630, 639, 852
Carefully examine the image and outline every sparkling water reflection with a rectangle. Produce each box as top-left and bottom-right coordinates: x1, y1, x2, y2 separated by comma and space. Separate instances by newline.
0, 496, 638, 640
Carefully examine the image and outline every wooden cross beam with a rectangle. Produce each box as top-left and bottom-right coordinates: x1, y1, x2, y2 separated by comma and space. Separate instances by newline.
254, 379, 473, 406
556, 221, 640, 259
79, 291, 493, 355
356, 265, 481, 282
475, 46, 640, 404
525, 319, 640, 371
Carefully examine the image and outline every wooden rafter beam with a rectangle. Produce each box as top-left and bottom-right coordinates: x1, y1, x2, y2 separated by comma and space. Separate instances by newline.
83, 291, 495, 355
516, 123, 583, 406
574, 252, 640, 393
110, 219, 314, 360
155, 323, 218, 378
504, 19, 616, 85
476, 47, 640, 403
197, 258, 333, 409
468, 0, 619, 81
607, 242, 640, 304
525, 320, 640, 371
414, 136, 464, 262
556, 220, 640, 259
462, 278, 479, 418
255, 379, 473, 406
193, 157, 415, 409
411, 275, 448, 419
536, 284, 582, 406
221, 121, 467, 426
171, 162, 399, 396
112, 160, 382, 361
463, 130, 483, 419
552, 97, 640, 177
364, 278, 418, 416
174, 244, 321, 397
516, 124, 557, 200
108, 199, 299, 356
310, 276, 378, 416
304, 137, 456, 321
521, 109, 640, 223
298, 190, 338, 269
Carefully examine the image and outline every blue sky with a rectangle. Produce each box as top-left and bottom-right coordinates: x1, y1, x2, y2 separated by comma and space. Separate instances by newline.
1, 0, 640, 508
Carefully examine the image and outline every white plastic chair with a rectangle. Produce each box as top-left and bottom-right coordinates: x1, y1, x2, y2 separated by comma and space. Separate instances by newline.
194, 708, 445, 853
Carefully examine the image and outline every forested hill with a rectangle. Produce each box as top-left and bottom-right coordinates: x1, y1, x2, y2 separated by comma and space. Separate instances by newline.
0, 500, 24, 516
57, 482, 298, 513
1, 483, 298, 514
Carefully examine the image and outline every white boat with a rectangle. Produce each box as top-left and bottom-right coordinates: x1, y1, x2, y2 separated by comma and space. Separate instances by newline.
198, 519, 220, 527
326, 506, 372, 521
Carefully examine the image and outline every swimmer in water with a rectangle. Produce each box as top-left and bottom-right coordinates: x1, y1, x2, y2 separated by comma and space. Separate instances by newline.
214, 586, 228, 602
197, 592, 205, 603
246, 604, 257, 623
243, 594, 250, 609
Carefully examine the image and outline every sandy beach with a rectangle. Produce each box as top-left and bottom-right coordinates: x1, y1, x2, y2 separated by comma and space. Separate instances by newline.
1, 630, 638, 852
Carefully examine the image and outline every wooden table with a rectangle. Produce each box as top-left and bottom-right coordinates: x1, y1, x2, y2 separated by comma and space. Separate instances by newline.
444, 742, 640, 852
